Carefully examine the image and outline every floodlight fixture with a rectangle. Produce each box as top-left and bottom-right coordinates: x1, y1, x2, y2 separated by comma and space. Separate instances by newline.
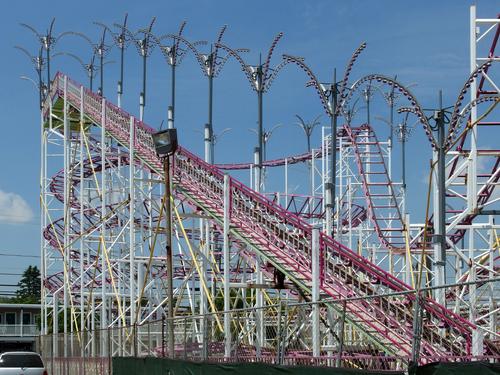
152, 129, 178, 157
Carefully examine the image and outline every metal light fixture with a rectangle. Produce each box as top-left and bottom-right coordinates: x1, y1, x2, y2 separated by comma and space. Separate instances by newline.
152, 129, 178, 156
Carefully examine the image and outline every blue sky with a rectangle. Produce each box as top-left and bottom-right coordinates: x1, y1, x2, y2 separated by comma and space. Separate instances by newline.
0, 0, 497, 290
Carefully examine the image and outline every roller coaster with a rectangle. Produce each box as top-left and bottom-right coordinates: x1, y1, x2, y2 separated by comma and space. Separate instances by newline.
32, 5, 499, 372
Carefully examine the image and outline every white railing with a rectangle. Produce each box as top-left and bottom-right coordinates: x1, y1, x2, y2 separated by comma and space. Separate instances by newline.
0, 324, 39, 336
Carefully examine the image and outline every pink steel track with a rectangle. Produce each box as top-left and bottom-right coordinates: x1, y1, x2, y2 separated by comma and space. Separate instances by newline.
42, 72, 500, 358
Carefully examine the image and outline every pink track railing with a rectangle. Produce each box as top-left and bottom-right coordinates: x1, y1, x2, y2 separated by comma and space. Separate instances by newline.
44, 72, 477, 358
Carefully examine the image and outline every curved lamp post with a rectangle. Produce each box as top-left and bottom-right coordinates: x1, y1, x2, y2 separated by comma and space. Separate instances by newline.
150, 21, 207, 129
209, 127, 232, 163
53, 51, 99, 91
95, 14, 131, 107
217, 32, 287, 192
56, 29, 113, 95
249, 123, 282, 191
249, 123, 282, 162
370, 79, 417, 146
167, 25, 248, 163
122, 17, 157, 121
282, 42, 367, 233
295, 114, 321, 153
15, 46, 45, 109
20, 18, 66, 95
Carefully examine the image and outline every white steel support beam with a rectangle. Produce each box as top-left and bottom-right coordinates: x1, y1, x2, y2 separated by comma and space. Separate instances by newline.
101, 98, 107, 337
62, 76, 69, 354
79, 87, 85, 342
469, 228, 484, 355
223, 174, 231, 358
488, 215, 497, 336
129, 116, 136, 326
469, 5, 478, 213
312, 228, 320, 357
101, 98, 108, 356
253, 147, 265, 356
433, 150, 445, 304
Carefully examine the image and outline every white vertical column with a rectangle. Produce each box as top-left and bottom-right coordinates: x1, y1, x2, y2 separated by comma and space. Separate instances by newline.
311, 148, 315, 219
199, 218, 205, 338
488, 215, 496, 337
254, 147, 260, 192
325, 183, 333, 237
254, 147, 264, 356
204, 124, 211, 164
101, 99, 108, 340
223, 174, 231, 358
53, 293, 59, 357
469, 228, 482, 355
469, 5, 478, 212
255, 259, 264, 357
284, 158, 288, 208
79, 87, 85, 339
62, 76, 69, 357
337, 138, 343, 243
201, 122, 211, 352
129, 116, 136, 325
432, 150, 445, 304
312, 228, 320, 357
347, 179, 353, 250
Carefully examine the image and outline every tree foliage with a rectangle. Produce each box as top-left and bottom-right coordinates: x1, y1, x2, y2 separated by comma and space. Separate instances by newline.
15, 265, 41, 304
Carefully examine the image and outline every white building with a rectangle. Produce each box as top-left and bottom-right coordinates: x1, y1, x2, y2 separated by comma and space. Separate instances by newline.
0, 303, 40, 352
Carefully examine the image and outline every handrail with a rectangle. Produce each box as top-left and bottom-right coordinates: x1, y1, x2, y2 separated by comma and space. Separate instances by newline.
43, 72, 477, 357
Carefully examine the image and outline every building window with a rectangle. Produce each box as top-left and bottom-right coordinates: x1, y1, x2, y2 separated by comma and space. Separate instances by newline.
5, 312, 16, 325
23, 312, 31, 325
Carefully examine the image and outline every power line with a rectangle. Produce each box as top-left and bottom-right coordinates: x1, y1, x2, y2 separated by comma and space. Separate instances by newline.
0, 253, 39, 258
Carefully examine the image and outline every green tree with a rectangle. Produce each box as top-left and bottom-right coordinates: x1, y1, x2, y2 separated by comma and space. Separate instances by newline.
15, 265, 41, 304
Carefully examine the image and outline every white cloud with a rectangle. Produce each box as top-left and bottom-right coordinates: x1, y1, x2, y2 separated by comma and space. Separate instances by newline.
0, 189, 34, 224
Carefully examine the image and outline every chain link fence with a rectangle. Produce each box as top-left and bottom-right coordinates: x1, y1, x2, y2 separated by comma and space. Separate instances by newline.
37, 280, 500, 374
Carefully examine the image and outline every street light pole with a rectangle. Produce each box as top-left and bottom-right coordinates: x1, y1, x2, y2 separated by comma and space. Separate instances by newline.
15, 46, 46, 109
395, 113, 413, 216
216, 32, 286, 191
163, 155, 174, 358
168, 26, 241, 163
435, 91, 446, 270
330, 69, 338, 223
207, 50, 214, 162
283, 41, 367, 238
152, 128, 178, 359
257, 59, 264, 191
20, 18, 60, 95
122, 17, 156, 121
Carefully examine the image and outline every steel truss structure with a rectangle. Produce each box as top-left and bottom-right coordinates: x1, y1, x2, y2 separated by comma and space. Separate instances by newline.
38, 5, 498, 371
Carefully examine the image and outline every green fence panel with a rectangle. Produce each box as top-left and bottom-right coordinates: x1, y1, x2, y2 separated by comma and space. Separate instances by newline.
416, 361, 500, 375
113, 357, 405, 375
